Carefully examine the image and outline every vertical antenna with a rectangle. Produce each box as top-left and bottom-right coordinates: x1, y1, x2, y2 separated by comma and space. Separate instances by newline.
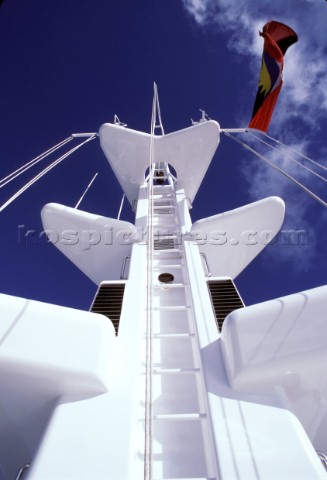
153, 82, 165, 174
144, 82, 160, 480
153, 82, 165, 135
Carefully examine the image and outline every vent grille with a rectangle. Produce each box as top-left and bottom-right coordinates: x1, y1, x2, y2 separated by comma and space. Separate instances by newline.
207, 279, 244, 331
90, 283, 125, 335
154, 237, 175, 250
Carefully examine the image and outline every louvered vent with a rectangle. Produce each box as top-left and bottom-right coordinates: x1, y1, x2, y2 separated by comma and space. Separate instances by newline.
207, 279, 244, 331
154, 236, 175, 250
154, 201, 171, 206
90, 283, 125, 335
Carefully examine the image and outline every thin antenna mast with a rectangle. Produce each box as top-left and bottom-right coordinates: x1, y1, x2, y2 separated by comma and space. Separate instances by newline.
144, 82, 162, 480
153, 82, 165, 135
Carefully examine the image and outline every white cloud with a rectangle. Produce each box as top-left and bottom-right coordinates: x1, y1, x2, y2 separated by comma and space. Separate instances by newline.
182, 0, 327, 271
182, 0, 327, 126
238, 134, 320, 271
182, 0, 211, 24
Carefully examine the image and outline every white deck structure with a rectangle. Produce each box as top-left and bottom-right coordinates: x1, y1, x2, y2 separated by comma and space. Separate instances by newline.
0, 119, 327, 479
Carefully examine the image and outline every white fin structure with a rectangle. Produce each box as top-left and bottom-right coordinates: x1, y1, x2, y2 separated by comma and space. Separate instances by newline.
221, 285, 327, 453
41, 203, 138, 284
190, 196, 285, 279
0, 293, 115, 479
99, 120, 220, 206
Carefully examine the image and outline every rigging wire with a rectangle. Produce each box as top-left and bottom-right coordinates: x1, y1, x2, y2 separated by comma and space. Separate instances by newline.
247, 130, 327, 183
223, 131, 327, 209
0, 136, 73, 189
259, 130, 327, 173
117, 193, 125, 220
75, 172, 98, 209
0, 134, 97, 213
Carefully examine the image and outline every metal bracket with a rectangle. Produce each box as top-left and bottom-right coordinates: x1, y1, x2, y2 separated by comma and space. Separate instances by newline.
15, 462, 31, 480
200, 252, 211, 277
120, 255, 131, 279
317, 451, 327, 471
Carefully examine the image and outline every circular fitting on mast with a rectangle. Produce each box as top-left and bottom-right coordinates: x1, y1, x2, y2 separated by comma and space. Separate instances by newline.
158, 273, 174, 284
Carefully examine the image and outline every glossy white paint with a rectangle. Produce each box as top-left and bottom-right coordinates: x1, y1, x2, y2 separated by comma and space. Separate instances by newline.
99, 120, 220, 205
191, 196, 285, 279
28, 237, 148, 480
0, 293, 115, 479
29, 182, 149, 480
41, 203, 137, 284
221, 285, 327, 455
1, 121, 327, 479
184, 240, 326, 479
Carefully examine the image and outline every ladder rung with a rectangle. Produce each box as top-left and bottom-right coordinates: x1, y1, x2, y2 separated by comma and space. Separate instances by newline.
153, 248, 182, 254
154, 413, 206, 420
152, 224, 178, 228
153, 333, 195, 338
153, 202, 173, 206
155, 478, 216, 480
153, 267, 184, 271
152, 264, 184, 269
153, 234, 180, 238
154, 305, 190, 311
153, 367, 200, 374
153, 205, 176, 209
150, 195, 174, 199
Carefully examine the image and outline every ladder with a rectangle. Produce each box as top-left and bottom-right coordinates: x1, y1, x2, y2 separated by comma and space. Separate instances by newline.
146, 176, 219, 480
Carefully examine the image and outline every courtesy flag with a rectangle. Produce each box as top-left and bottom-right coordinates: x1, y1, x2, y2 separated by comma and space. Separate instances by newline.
249, 20, 298, 132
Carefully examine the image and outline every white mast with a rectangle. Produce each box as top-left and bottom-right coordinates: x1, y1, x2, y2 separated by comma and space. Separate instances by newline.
1, 100, 327, 479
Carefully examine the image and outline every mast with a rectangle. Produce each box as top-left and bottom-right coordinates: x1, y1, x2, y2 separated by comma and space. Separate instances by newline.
1, 97, 327, 479
96, 114, 223, 478
142, 85, 219, 478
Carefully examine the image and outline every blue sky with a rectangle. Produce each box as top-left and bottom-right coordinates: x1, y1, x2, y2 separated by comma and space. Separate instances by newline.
0, 0, 326, 310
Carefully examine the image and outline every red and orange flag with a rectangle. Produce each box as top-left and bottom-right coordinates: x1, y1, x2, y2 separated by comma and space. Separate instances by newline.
249, 21, 298, 132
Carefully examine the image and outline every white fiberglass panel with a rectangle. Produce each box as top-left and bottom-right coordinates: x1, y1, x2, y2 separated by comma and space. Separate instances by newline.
152, 419, 208, 479
191, 196, 285, 279
99, 120, 220, 205
0, 293, 115, 479
153, 337, 197, 370
209, 392, 326, 480
221, 284, 327, 453
0, 293, 114, 392
152, 309, 190, 334
41, 203, 137, 284
185, 226, 326, 479
152, 373, 201, 415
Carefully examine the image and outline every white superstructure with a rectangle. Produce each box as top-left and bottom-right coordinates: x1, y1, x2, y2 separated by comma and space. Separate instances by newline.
0, 117, 327, 479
